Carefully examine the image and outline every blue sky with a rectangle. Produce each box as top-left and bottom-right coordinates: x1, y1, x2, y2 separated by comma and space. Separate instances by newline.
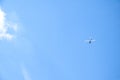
0, 0, 120, 80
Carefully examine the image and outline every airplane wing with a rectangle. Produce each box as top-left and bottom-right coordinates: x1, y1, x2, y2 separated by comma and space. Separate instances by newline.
84, 40, 90, 42
91, 40, 96, 42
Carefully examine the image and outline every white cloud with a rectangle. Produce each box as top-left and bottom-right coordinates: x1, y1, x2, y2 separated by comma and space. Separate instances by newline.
0, 8, 18, 40
21, 65, 32, 80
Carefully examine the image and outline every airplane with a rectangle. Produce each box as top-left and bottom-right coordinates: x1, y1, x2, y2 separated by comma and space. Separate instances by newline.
85, 37, 96, 44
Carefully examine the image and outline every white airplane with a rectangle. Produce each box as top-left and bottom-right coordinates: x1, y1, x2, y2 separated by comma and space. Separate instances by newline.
85, 37, 96, 44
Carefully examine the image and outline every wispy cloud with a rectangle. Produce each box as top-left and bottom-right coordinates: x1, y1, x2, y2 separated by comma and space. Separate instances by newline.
21, 65, 32, 80
0, 8, 18, 40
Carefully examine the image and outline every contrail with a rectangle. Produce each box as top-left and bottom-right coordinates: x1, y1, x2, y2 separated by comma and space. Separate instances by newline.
21, 65, 32, 80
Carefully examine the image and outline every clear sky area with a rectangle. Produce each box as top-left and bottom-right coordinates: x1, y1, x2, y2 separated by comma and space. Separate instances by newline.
0, 0, 120, 80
